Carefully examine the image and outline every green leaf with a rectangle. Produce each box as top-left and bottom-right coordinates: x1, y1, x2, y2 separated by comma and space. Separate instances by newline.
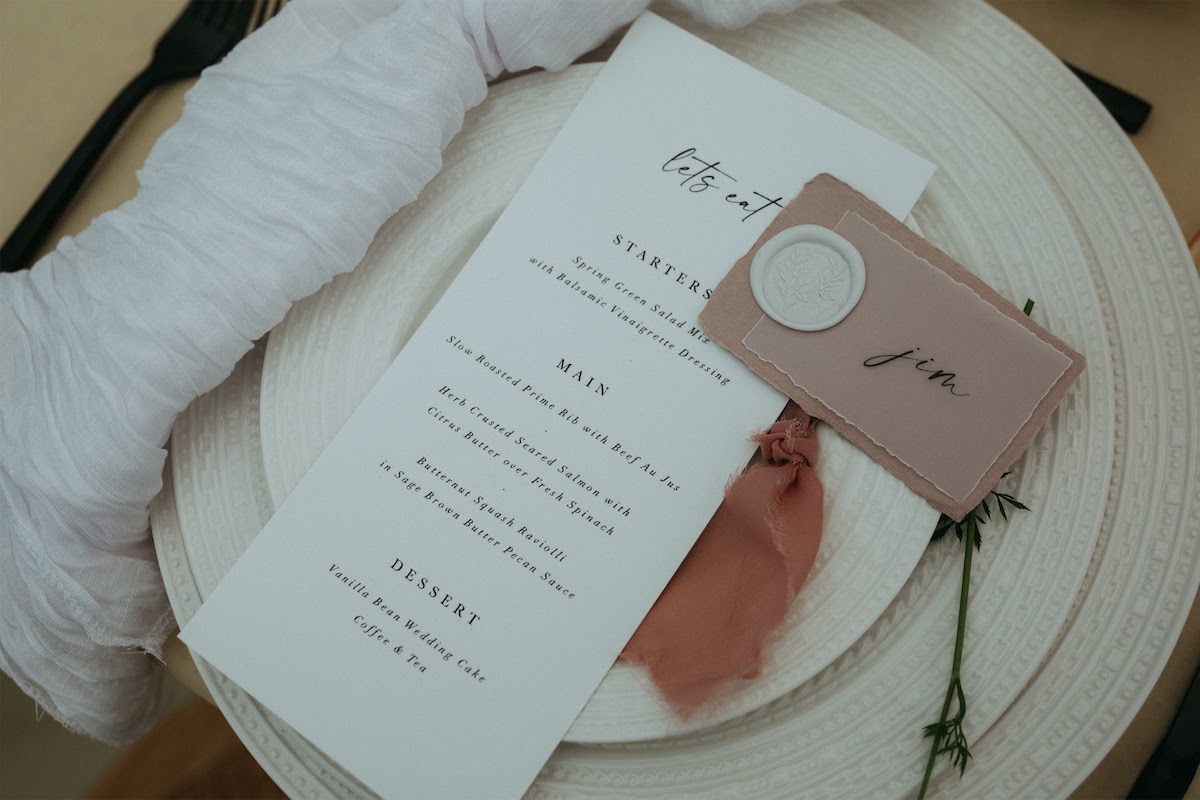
932, 515, 954, 542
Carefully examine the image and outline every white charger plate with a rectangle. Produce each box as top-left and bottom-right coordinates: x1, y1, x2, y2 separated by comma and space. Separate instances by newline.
147, 1, 1200, 796
853, 2, 1200, 796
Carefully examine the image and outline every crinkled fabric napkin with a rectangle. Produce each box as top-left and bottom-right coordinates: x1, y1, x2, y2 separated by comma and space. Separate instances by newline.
0, 0, 836, 744
622, 402, 823, 716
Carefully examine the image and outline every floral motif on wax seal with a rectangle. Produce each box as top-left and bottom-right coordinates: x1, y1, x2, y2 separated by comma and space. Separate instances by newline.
749, 225, 865, 331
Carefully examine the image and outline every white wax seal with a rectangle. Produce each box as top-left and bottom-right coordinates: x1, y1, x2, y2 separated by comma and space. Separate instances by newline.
749, 225, 865, 331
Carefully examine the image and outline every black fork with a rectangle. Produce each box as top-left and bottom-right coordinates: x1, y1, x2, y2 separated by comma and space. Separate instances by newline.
1, 0, 283, 273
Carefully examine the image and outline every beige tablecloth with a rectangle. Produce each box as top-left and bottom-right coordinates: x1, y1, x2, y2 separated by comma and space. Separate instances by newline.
2, 2, 1197, 797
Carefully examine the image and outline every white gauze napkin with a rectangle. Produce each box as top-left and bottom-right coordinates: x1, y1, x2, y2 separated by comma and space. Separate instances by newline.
0, 0, 832, 745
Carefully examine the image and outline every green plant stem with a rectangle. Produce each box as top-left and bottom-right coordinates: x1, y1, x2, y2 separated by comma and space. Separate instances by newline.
916, 302, 1032, 797
918, 514, 976, 799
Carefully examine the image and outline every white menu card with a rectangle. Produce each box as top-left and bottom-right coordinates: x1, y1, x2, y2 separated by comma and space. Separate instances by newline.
182, 13, 934, 799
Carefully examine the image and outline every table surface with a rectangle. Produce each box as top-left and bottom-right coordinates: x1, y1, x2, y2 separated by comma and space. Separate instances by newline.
2, 1, 1197, 798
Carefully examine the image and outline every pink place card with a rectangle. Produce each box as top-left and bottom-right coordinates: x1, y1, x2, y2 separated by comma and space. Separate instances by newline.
700, 175, 1084, 520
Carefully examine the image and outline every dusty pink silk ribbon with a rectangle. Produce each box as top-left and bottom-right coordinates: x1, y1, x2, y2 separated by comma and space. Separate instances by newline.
620, 402, 824, 717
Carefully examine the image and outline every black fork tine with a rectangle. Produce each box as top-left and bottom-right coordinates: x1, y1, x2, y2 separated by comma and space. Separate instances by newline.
181, 0, 209, 23
248, 0, 268, 33
230, 1, 257, 35
208, 1, 238, 31
204, 0, 230, 26
250, 0, 284, 33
